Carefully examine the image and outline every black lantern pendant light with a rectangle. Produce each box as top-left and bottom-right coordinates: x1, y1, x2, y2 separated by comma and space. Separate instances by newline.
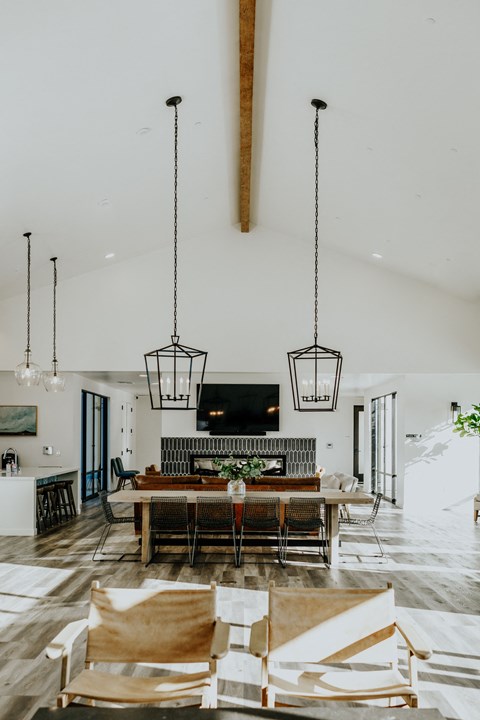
144, 96, 207, 410
288, 99, 343, 412
15, 232, 43, 386
43, 257, 66, 392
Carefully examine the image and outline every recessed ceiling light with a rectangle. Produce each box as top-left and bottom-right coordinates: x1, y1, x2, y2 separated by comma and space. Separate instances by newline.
105, 253, 115, 260
372, 252, 383, 260
136, 127, 152, 135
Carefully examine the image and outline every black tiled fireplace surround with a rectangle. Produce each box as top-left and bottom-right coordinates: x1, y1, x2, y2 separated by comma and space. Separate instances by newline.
161, 437, 316, 477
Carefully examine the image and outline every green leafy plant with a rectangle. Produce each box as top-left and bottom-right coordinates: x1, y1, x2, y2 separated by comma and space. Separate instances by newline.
453, 404, 480, 437
213, 455, 266, 480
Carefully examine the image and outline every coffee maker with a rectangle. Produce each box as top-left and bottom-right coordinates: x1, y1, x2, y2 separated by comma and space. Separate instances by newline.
2, 448, 19, 470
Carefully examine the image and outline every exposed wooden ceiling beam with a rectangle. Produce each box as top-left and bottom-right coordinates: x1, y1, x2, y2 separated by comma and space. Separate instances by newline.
239, 0, 256, 233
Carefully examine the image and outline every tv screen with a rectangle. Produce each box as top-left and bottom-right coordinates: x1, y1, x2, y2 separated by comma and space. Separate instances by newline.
197, 384, 280, 434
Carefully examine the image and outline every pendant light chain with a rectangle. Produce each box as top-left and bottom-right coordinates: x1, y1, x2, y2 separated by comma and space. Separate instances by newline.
26, 234, 32, 354
173, 102, 179, 338
314, 106, 319, 344
52, 258, 58, 363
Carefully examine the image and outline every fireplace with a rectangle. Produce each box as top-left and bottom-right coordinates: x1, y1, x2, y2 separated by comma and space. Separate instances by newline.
190, 454, 287, 476
161, 437, 316, 477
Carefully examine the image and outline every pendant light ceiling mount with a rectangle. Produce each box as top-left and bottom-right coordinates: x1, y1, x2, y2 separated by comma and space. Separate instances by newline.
144, 94, 208, 410
287, 98, 343, 412
15, 232, 43, 387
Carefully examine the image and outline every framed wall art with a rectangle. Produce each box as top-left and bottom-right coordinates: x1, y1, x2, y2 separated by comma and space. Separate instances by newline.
0, 406, 38, 436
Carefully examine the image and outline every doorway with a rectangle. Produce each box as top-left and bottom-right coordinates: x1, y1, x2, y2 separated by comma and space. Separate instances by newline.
81, 390, 109, 502
370, 392, 397, 503
353, 405, 364, 484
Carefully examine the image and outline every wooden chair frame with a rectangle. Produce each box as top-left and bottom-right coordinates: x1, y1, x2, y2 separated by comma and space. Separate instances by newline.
46, 580, 230, 708
250, 581, 432, 709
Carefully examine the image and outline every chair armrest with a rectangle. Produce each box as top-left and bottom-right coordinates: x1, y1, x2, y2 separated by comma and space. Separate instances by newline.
46, 619, 89, 659
210, 619, 231, 659
249, 617, 268, 658
396, 619, 432, 660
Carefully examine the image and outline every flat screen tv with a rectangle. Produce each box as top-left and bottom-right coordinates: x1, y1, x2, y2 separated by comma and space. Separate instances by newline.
197, 384, 280, 434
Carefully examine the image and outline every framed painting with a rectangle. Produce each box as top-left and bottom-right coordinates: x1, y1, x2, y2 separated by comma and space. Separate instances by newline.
0, 406, 38, 436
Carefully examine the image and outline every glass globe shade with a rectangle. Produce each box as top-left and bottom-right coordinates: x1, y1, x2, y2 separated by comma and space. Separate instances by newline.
43, 362, 66, 392
15, 351, 42, 387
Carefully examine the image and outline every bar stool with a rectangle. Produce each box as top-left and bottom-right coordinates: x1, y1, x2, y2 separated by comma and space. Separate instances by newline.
63, 479, 77, 516
36, 487, 50, 533
53, 482, 72, 522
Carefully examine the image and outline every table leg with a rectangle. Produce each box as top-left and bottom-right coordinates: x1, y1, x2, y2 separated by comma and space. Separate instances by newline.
326, 505, 339, 567
141, 502, 152, 564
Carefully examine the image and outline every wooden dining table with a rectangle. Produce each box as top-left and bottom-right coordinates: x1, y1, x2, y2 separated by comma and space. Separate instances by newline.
108, 489, 373, 567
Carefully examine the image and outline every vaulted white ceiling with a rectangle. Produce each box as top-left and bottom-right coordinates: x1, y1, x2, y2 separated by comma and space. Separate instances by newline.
1, 0, 480, 301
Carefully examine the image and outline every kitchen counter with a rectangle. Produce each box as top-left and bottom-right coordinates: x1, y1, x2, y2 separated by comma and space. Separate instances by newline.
0, 466, 80, 536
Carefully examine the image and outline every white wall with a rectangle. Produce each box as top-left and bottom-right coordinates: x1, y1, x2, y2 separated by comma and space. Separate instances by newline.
135, 371, 362, 476
135, 394, 162, 472
364, 374, 480, 514
0, 371, 135, 490
1, 225, 479, 375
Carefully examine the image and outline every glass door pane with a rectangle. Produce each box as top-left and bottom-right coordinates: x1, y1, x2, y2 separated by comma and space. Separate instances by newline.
81, 390, 109, 502
370, 392, 396, 502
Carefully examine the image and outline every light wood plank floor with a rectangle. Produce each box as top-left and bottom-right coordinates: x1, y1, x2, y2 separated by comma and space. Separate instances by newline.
0, 497, 478, 720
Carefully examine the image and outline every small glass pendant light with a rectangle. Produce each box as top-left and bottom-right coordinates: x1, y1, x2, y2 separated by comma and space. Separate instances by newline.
15, 232, 43, 386
44, 257, 66, 392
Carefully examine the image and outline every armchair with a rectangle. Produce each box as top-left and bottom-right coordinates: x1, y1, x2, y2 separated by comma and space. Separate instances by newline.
249, 582, 432, 709
46, 580, 230, 708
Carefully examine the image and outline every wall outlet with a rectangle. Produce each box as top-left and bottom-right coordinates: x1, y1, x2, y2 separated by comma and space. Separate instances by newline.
43, 446, 53, 455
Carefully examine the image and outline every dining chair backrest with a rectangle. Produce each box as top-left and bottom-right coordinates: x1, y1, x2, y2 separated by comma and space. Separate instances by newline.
196, 496, 234, 529
268, 585, 397, 665
116, 456, 126, 473
99, 490, 116, 524
150, 496, 189, 530
86, 582, 218, 664
285, 496, 325, 529
242, 496, 280, 529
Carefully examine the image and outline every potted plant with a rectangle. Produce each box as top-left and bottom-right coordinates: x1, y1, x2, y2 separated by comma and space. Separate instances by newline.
453, 404, 480, 437
214, 455, 266, 496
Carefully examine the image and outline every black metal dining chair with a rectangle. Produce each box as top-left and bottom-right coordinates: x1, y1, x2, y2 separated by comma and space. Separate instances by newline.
283, 496, 328, 566
192, 496, 238, 566
93, 490, 136, 561
238, 496, 284, 567
339, 492, 386, 559
149, 495, 193, 565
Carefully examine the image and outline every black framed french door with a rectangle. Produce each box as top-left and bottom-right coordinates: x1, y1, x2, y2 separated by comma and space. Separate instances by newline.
81, 390, 109, 502
353, 405, 364, 484
370, 392, 397, 503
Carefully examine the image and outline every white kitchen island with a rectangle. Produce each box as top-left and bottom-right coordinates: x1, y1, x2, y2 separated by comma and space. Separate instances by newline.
0, 467, 80, 536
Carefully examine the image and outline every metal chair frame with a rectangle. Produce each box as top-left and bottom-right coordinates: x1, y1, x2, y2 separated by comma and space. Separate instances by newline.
283, 496, 328, 567
238, 496, 284, 567
93, 490, 136, 561
192, 496, 238, 566
339, 492, 386, 558
149, 495, 193, 565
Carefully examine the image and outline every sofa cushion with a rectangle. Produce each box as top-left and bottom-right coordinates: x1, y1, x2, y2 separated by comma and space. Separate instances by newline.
321, 474, 341, 489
